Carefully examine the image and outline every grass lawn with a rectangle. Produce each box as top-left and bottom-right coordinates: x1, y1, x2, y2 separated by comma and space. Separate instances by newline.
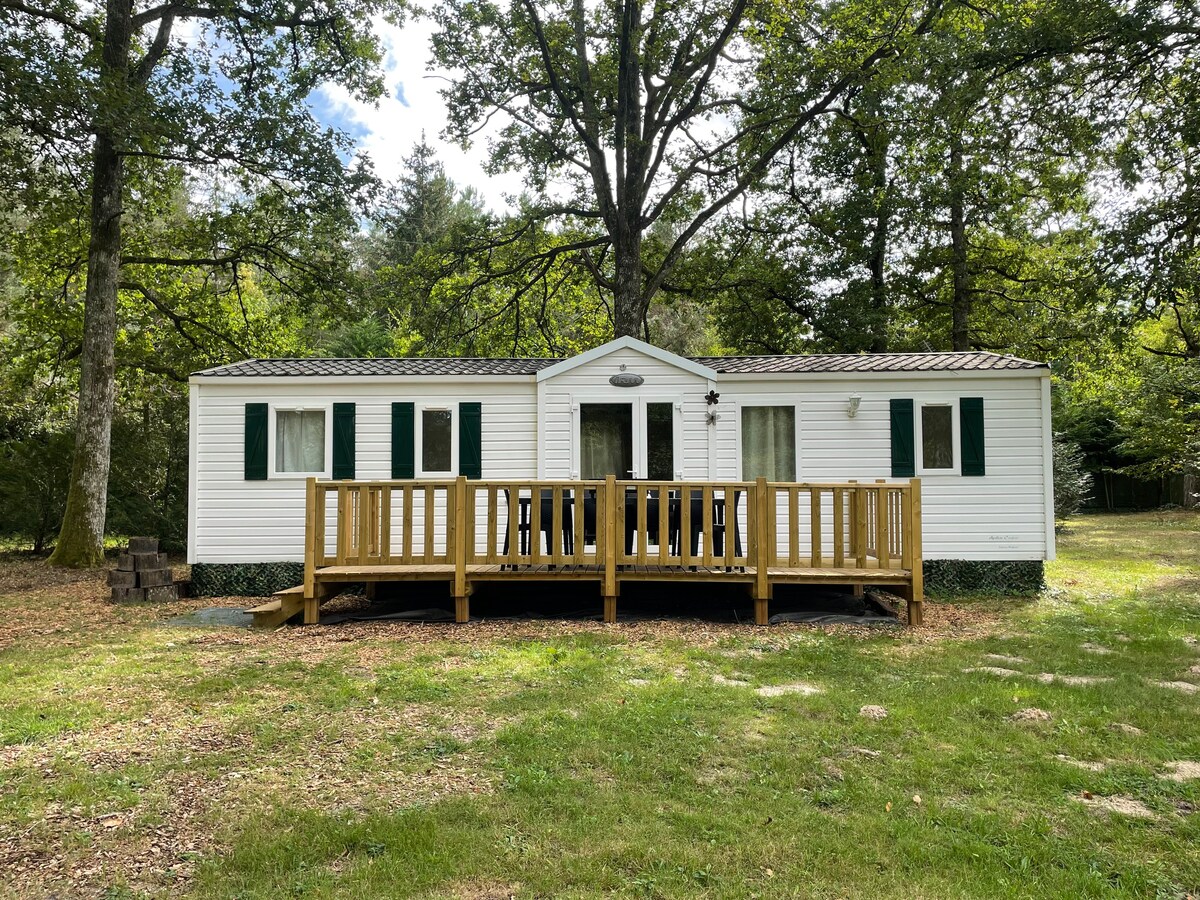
1, 512, 1198, 899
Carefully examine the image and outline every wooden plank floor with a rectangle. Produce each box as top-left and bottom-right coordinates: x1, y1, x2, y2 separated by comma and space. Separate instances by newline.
312, 563, 909, 584
767, 566, 911, 581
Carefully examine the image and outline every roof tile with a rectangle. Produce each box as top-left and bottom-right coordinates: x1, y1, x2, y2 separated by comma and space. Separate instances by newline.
193, 350, 1046, 378
692, 351, 1046, 374
192, 358, 562, 377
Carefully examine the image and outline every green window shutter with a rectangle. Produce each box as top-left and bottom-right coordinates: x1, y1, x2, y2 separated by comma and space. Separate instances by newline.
391, 402, 415, 479
890, 399, 915, 478
960, 397, 986, 476
459, 402, 482, 478
332, 402, 356, 479
244, 403, 268, 480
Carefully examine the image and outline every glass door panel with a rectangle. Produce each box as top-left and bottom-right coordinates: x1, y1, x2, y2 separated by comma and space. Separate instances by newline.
646, 403, 674, 480
580, 403, 633, 479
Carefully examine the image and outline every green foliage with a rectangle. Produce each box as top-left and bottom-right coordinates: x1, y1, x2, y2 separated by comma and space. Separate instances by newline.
1052, 435, 1092, 522
0, 392, 191, 552
0, 422, 73, 553
1056, 320, 1200, 479
1, 0, 1198, 555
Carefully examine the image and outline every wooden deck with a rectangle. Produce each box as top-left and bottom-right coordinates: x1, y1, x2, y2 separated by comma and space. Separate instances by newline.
281, 476, 924, 628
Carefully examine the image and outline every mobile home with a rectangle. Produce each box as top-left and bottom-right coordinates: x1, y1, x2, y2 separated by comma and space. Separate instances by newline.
188, 336, 1053, 624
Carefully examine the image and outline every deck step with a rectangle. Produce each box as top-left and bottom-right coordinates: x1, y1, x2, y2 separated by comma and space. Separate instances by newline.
247, 589, 305, 628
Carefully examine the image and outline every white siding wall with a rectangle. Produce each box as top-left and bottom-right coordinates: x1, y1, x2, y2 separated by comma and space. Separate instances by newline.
538, 346, 712, 479
711, 373, 1053, 560
189, 379, 538, 563
189, 361, 1053, 565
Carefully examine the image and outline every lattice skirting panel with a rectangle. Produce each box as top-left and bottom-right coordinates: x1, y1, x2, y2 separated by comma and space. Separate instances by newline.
190, 562, 305, 598
923, 559, 1045, 598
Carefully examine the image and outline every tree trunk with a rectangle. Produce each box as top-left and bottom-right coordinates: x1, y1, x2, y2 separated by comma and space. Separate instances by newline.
49, 0, 132, 567
611, 0, 645, 340
612, 221, 644, 338
948, 129, 971, 352
866, 126, 890, 354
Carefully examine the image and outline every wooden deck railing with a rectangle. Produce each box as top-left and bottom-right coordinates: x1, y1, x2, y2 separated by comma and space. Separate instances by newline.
303, 476, 923, 625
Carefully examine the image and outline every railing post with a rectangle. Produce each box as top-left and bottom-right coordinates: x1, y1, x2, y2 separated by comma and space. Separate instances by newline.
357, 484, 371, 565
753, 477, 770, 625
303, 478, 318, 624
874, 478, 890, 569
453, 475, 469, 622
603, 474, 617, 622
336, 484, 350, 564
809, 487, 822, 568
908, 478, 924, 626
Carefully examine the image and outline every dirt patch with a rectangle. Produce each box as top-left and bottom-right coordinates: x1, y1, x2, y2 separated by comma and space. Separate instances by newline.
695, 758, 748, 787
963, 666, 1022, 677
1009, 708, 1052, 723
859, 705, 888, 720
743, 713, 777, 744
1150, 680, 1199, 694
712, 674, 751, 687
1188, 665, 1200, 676
983, 653, 1027, 666
963, 667, 1111, 686
1081, 643, 1114, 655
845, 747, 882, 759
755, 682, 821, 697
1160, 761, 1200, 782
893, 600, 1017, 643
1034, 673, 1113, 686
1055, 754, 1106, 772
1075, 793, 1158, 819
446, 880, 520, 900
1111, 723, 1144, 736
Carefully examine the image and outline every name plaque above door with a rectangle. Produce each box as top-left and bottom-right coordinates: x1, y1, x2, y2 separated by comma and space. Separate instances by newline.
609, 373, 644, 387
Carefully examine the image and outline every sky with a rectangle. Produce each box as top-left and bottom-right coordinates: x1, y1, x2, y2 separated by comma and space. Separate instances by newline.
314, 17, 526, 213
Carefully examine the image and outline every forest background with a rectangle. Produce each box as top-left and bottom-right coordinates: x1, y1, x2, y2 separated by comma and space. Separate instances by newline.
0, 0, 1196, 560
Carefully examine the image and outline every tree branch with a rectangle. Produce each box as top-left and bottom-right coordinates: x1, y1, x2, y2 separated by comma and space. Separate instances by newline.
0, 0, 96, 38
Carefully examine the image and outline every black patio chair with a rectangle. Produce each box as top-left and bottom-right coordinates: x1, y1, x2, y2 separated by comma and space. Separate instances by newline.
623, 486, 670, 557
669, 489, 742, 568
501, 488, 574, 567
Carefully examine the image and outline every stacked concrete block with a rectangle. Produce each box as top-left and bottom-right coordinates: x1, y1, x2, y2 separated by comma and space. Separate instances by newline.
109, 537, 177, 601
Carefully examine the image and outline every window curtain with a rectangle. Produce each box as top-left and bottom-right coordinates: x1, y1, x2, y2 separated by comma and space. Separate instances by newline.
578, 405, 632, 479
276, 410, 325, 473
741, 406, 796, 480
580, 418, 626, 480
921, 405, 954, 469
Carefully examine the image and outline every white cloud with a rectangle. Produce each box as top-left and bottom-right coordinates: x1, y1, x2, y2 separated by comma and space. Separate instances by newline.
317, 17, 526, 212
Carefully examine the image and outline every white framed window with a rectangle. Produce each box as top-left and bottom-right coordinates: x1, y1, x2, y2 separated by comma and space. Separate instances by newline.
269, 405, 331, 477
739, 405, 797, 481
417, 405, 457, 476
917, 401, 959, 474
